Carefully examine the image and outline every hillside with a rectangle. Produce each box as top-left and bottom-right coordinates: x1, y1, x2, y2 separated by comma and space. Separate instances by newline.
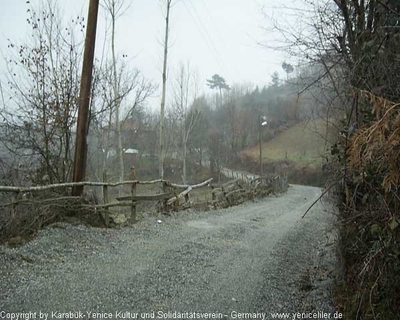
241, 119, 333, 169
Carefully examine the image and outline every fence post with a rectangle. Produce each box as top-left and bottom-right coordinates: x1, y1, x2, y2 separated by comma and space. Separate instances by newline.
129, 166, 138, 223
11, 191, 18, 221
130, 182, 137, 223
162, 180, 168, 212
102, 169, 109, 226
184, 192, 189, 204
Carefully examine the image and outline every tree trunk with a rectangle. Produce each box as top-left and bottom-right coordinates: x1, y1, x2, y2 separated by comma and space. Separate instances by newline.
199, 144, 202, 168
182, 127, 187, 185
110, 1, 124, 195
159, 0, 172, 179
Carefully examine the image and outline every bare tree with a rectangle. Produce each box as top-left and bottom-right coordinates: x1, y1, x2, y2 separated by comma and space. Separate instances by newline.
102, 0, 132, 192
89, 59, 155, 181
159, 0, 177, 179
171, 62, 201, 184
1, 0, 85, 184
187, 96, 210, 167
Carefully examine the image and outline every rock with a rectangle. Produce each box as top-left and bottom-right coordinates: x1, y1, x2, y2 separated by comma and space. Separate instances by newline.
20, 254, 34, 264
109, 213, 127, 225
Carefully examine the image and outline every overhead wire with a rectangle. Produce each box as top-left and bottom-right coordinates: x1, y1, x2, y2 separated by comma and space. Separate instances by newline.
183, 0, 232, 79
187, 0, 231, 77
199, 0, 240, 78
199, 0, 229, 58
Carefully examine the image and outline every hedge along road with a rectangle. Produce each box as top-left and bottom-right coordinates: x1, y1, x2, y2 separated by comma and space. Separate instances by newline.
0, 184, 337, 319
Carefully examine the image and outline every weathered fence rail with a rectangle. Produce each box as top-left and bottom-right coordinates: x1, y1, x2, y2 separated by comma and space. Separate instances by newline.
0, 170, 287, 229
210, 174, 288, 209
0, 178, 214, 226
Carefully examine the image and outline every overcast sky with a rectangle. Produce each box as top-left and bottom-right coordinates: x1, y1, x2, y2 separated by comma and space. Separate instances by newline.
0, 0, 298, 109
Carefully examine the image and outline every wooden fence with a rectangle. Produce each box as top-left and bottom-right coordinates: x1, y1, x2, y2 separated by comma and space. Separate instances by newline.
210, 174, 288, 209
0, 170, 288, 228
0, 178, 213, 226
249, 175, 289, 194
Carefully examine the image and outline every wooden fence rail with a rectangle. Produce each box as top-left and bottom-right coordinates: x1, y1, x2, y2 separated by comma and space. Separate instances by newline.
0, 178, 214, 226
209, 174, 288, 209
0, 179, 194, 193
0, 173, 287, 227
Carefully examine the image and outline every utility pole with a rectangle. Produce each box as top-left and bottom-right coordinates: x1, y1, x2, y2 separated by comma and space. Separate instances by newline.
72, 0, 99, 196
259, 113, 263, 177
259, 113, 268, 177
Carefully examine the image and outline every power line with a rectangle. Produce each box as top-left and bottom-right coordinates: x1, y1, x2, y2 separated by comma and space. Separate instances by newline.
187, 0, 230, 76
199, 0, 228, 53
199, 0, 241, 81
183, 0, 232, 79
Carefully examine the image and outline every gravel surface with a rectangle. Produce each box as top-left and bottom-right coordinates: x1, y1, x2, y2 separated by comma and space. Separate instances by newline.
0, 184, 339, 319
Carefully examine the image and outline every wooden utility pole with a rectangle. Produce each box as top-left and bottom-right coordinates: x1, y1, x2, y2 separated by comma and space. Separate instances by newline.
259, 113, 263, 177
72, 0, 99, 196
259, 112, 268, 177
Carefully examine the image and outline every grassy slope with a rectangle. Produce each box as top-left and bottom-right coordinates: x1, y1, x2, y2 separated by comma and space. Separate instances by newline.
241, 119, 331, 169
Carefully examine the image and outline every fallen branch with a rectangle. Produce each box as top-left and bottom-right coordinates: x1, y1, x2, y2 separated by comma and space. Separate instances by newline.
225, 189, 243, 198
169, 178, 213, 190
116, 193, 170, 201
91, 201, 134, 209
166, 178, 213, 206
167, 187, 192, 205
301, 180, 339, 219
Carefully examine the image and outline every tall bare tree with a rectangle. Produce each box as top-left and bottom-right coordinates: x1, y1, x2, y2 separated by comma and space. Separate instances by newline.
172, 62, 201, 184
90, 59, 156, 181
159, 0, 177, 179
102, 0, 132, 192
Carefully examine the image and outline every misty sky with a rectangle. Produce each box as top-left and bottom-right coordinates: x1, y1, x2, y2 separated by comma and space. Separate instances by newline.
0, 0, 300, 109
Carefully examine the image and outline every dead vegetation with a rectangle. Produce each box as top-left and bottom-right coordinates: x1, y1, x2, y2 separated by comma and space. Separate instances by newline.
335, 90, 400, 319
0, 191, 105, 245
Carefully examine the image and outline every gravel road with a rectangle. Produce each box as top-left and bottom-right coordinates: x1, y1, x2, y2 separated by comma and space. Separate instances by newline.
0, 185, 338, 319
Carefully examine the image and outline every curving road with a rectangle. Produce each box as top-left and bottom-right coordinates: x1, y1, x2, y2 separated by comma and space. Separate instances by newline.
0, 185, 337, 319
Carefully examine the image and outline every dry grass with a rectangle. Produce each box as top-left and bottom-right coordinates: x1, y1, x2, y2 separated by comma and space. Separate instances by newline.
335, 90, 400, 319
0, 191, 106, 245
241, 119, 333, 168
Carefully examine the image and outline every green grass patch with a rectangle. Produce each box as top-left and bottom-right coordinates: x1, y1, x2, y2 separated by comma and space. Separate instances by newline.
242, 119, 332, 169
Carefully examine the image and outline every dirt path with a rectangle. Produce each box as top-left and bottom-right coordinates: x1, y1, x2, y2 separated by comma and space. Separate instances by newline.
0, 185, 338, 319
